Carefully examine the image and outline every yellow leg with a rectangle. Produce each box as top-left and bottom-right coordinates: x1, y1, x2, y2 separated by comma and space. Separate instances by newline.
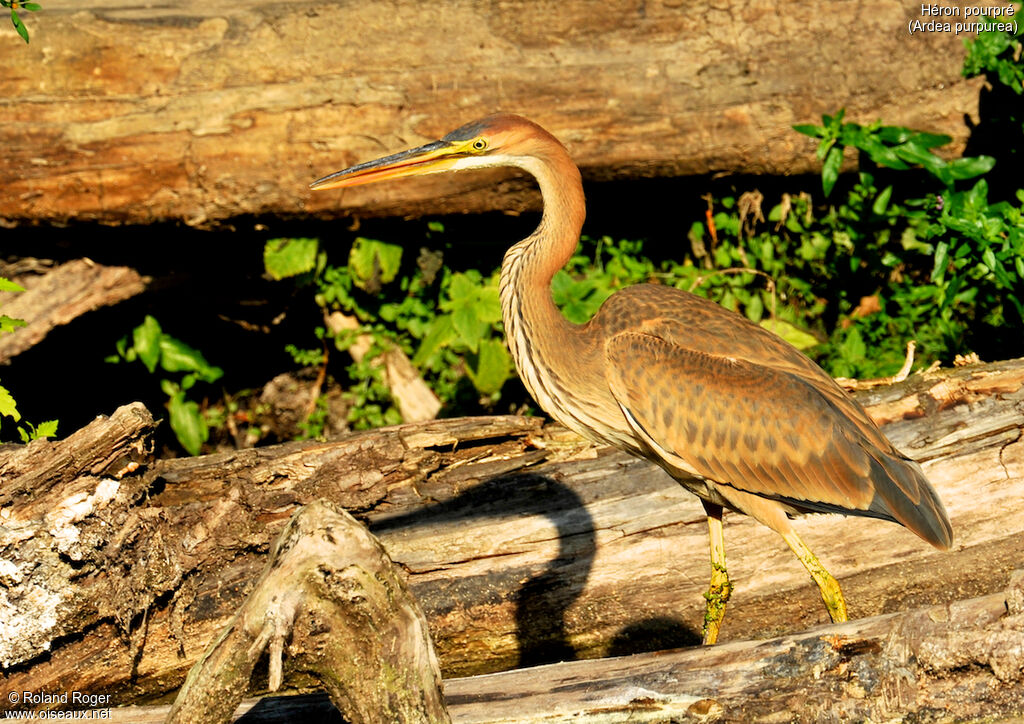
780, 528, 848, 623
701, 501, 733, 645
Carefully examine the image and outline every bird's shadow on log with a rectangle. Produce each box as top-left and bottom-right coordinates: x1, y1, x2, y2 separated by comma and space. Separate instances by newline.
370, 472, 699, 668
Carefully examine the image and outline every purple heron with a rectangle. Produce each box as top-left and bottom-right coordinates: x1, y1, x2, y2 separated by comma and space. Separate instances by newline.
311, 114, 953, 644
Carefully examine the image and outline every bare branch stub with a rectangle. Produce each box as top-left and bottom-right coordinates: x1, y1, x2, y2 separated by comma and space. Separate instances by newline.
166, 500, 450, 724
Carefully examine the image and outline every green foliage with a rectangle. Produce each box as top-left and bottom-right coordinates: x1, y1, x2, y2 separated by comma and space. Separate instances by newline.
108, 315, 223, 455
266, 232, 517, 429
264, 237, 320, 280
0, 384, 19, 426
0, 277, 58, 442
17, 419, 58, 443
349, 237, 403, 291
776, 113, 1017, 374
297, 394, 330, 440
962, 8, 1024, 98
0, 276, 23, 428
2, 0, 41, 43
794, 110, 994, 195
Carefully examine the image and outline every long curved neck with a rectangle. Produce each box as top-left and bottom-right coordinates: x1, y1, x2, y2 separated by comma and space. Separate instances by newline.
500, 147, 585, 335
499, 144, 588, 420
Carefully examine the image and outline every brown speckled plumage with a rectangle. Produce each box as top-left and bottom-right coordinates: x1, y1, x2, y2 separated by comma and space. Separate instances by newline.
312, 113, 953, 642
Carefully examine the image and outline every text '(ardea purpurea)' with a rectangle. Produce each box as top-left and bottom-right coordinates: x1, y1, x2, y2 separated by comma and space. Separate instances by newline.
311, 114, 952, 644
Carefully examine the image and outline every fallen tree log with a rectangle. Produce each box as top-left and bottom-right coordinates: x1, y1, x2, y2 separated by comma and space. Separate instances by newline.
0, 259, 148, 364
0, 358, 1022, 709
99, 571, 1024, 722
1, 0, 982, 226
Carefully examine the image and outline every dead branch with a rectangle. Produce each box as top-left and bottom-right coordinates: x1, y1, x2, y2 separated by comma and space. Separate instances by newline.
167, 500, 448, 724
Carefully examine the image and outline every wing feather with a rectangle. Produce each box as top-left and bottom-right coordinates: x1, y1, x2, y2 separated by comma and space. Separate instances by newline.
604, 330, 952, 548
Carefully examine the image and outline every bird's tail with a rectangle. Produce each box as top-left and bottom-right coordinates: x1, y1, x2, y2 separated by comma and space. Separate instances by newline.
867, 451, 953, 550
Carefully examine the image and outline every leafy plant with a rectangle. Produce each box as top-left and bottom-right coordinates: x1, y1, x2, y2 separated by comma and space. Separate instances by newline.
266, 232, 517, 429
0, 277, 58, 442
794, 110, 994, 196
2, 0, 41, 43
107, 315, 223, 455
962, 8, 1024, 99
738, 94, 1020, 376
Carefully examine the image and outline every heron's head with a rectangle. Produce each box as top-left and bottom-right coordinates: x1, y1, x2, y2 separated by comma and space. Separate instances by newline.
310, 114, 566, 191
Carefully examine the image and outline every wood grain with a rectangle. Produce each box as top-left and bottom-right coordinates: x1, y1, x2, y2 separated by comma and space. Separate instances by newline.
1, 1, 982, 226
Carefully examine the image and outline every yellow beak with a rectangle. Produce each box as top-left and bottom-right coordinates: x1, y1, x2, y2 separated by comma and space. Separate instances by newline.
310, 139, 461, 191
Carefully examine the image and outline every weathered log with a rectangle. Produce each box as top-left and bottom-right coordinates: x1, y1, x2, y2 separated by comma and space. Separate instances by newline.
1, 1, 981, 226
0, 259, 148, 364
167, 500, 449, 724
97, 571, 1024, 722
0, 358, 1022, 709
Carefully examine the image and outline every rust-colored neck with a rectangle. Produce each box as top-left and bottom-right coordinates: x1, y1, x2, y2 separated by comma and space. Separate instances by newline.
499, 138, 592, 429
499, 139, 586, 338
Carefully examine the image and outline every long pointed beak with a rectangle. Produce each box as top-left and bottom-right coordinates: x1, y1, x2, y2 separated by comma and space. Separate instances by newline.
310, 139, 461, 191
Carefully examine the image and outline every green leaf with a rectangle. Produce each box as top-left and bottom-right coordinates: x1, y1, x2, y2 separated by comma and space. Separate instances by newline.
982, 246, 997, 271
792, 124, 823, 138
27, 419, 58, 440
349, 238, 403, 289
947, 155, 996, 180
133, 315, 162, 374
412, 315, 456, 366
874, 125, 913, 144
816, 137, 835, 162
745, 293, 764, 323
822, 145, 844, 196
159, 335, 223, 381
931, 241, 950, 282
967, 178, 989, 209
474, 285, 503, 324
0, 278, 26, 293
894, 142, 949, 180
167, 391, 207, 456
0, 383, 20, 421
872, 186, 893, 216
451, 304, 487, 353
465, 338, 513, 396
908, 131, 952, 149
0, 315, 27, 334
445, 272, 478, 305
839, 325, 867, 363
264, 238, 319, 280
11, 9, 29, 43
760, 320, 819, 350
862, 143, 910, 170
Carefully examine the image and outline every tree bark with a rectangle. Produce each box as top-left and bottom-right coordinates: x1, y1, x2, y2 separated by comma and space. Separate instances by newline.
1, 358, 1022, 710
0, 259, 148, 364
1, 1, 982, 227
166, 500, 449, 724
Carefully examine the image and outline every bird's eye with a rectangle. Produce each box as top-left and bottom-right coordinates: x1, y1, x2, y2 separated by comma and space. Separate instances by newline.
472, 138, 488, 151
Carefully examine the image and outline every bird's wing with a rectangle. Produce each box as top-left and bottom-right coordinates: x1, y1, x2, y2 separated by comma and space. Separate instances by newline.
603, 331, 952, 547
600, 285, 896, 456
